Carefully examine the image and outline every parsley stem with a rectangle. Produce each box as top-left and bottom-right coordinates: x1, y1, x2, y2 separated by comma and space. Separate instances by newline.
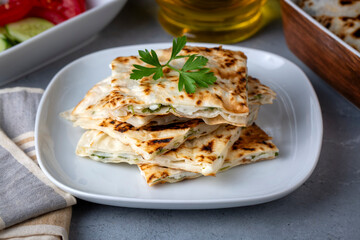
165, 64, 181, 73
129, 37, 216, 93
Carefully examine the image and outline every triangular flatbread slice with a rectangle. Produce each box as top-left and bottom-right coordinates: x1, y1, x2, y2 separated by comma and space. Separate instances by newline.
72, 118, 219, 160
76, 124, 242, 176
70, 46, 251, 126
138, 124, 279, 186
120, 75, 276, 128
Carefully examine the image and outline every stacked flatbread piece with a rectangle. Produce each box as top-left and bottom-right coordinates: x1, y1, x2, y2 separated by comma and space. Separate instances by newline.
63, 46, 279, 186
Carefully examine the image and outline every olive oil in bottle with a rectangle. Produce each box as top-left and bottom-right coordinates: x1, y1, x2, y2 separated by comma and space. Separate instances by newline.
157, 0, 267, 43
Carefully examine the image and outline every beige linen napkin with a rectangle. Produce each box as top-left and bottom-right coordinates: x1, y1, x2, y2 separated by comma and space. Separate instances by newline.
0, 87, 76, 240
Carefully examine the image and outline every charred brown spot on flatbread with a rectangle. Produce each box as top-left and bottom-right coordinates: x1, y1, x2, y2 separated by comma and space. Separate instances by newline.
166, 98, 173, 103
138, 164, 147, 170
111, 56, 142, 70
352, 28, 360, 38
266, 142, 276, 149
100, 91, 143, 108
99, 118, 135, 133
157, 82, 166, 88
182, 47, 195, 54
148, 174, 156, 181
163, 67, 171, 74
149, 138, 172, 144
231, 124, 272, 151
315, 16, 333, 29
115, 57, 129, 63
339, 0, 355, 5
147, 138, 174, 152
168, 76, 178, 82
161, 171, 169, 178
139, 81, 152, 95
196, 100, 202, 105
186, 94, 195, 99
207, 156, 217, 162
201, 140, 214, 152
196, 155, 217, 164
215, 94, 222, 101
142, 119, 203, 131
345, 21, 355, 28
237, 153, 244, 158
225, 58, 236, 67
242, 147, 255, 151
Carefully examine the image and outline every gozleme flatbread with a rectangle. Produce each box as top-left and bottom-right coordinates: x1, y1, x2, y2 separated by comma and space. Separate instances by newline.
120, 75, 276, 128
145, 124, 242, 175
69, 117, 219, 160
247, 76, 276, 105
120, 104, 260, 129
76, 130, 142, 164
298, 0, 360, 52
76, 124, 242, 176
124, 114, 188, 128
138, 124, 279, 186
298, 0, 360, 17
71, 46, 250, 126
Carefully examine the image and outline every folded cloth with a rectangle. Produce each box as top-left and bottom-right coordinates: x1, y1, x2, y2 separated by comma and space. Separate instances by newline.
0, 87, 76, 240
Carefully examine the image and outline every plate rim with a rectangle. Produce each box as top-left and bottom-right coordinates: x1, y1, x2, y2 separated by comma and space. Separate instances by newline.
35, 43, 323, 209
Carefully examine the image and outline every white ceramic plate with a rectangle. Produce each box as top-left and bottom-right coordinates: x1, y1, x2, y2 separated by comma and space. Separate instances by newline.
0, 0, 127, 86
35, 43, 323, 209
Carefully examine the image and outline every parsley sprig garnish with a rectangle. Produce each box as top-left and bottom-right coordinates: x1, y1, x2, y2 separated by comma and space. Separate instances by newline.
130, 36, 217, 94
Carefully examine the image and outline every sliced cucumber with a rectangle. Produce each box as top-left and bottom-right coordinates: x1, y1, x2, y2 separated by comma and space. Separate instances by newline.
0, 38, 9, 52
6, 17, 54, 42
0, 27, 10, 52
0, 27, 6, 35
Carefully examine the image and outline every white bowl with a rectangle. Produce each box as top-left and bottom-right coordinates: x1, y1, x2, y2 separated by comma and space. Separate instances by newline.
0, 0, 127, 86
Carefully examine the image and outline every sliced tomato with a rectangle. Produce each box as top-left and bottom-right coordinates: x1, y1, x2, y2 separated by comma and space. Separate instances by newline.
32, 0, 63, 10
59, 0, 85, 19
0, 0, 33, 26
77, 0, 86, 12
32, 0, 86, 19
27, 6, 67, 24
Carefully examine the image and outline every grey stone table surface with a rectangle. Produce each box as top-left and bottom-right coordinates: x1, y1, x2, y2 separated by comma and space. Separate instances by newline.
4, 0, 360, 239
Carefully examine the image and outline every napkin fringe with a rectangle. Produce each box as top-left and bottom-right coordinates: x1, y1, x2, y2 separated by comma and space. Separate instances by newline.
0, 87, 44, 95
0, 224, 68, 240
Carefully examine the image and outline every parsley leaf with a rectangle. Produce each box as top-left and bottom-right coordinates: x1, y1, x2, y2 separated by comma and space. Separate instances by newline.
170, 36, 187, 61
130, 65, 162, 80
138, 49, 161, 67
130, 36, 217, 94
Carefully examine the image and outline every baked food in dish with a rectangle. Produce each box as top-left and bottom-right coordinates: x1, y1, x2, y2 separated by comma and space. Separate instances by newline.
298, 0, 360, 52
